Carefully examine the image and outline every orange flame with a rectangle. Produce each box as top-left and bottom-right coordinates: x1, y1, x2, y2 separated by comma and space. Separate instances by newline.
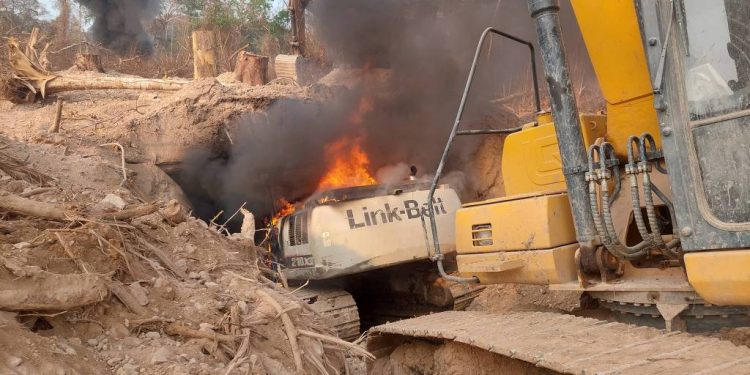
315, 93, 377, 191
317, 136, 376, 190
271, 198, 296, 225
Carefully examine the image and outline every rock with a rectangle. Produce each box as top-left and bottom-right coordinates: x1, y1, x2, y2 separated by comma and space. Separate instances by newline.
5, 180, 26, 193
204, 281, 219, 289
87, 338, 98, 347
62, 343, 77, 355
7, 356, 23, 367
13, 242, 32, 249
145, 331, 160, 340
150, 347, 170, 364
109, 323, 130, 339
174, 258, 188, 274
153, 277, 170, 288
128, 283, 149, 306
116, 363, 139, 375
99, 194, 127, 211
68, 337, 82, 346
238, 300, 248, 314
188, 272, 200, 280
198, 271, 211, 281
107, 358, 120, 366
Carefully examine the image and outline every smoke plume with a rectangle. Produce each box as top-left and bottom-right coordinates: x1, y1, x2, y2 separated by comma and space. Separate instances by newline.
180, 0, 597, 224
78, 0, 160, 55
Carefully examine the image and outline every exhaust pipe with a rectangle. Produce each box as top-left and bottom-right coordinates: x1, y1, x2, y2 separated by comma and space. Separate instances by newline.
528, 0, 598, 249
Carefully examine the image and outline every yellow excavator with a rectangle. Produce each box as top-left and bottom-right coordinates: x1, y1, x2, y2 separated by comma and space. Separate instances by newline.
368, 0, 750, 373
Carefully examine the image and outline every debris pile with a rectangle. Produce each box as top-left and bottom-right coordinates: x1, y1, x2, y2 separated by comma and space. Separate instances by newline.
0, 140, 371, 374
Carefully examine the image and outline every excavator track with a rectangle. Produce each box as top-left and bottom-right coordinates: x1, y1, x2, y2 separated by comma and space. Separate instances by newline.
358, 279, 485, 329
368, 310, 750, 374
295, 287, 361, 341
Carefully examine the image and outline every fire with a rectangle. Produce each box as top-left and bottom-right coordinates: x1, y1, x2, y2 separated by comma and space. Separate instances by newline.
271, 198, 296, 225
317, 136, 376, 190
316, 93, 378, 190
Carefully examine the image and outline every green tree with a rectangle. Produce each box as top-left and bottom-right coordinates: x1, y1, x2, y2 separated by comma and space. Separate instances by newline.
176, 0, 289, 51
0, 0, 45, 34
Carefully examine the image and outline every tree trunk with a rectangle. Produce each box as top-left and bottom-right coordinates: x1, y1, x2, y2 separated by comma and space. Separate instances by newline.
233, 52, 268, 85
55, 0, 70, 45
74, 53, 104, 72
290, 0, 307, 55
192, 30, 217, 79
44, 75, 188, 93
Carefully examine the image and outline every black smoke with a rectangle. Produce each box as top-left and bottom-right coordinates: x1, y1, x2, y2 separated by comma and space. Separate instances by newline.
78, 0, 160, 55
180, 0, 597, 224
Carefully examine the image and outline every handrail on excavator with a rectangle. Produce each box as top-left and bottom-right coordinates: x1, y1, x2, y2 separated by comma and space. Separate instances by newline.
425, 27, 540, 283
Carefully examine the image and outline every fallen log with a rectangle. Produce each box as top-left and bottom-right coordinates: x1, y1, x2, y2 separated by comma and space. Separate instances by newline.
96, 204, 158, 221
0, 191, 72, 221
4, 38, 188, 102
0, 271, 108, 311
44, 75, 187, 93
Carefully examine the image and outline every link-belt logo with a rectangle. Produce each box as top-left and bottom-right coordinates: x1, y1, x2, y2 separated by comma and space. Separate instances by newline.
345, 198, 448, 229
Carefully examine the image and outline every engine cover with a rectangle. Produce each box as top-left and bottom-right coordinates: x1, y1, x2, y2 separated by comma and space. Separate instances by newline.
278, 183, 461, 280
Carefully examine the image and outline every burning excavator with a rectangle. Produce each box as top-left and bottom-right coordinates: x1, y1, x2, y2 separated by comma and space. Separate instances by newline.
276, 0, 750, 371
271, 106, 483, 340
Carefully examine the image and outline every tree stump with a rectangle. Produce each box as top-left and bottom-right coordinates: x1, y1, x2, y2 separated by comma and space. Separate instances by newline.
74, 53, 104, 72
233, 52, 269, 85
192, 30, 217, 79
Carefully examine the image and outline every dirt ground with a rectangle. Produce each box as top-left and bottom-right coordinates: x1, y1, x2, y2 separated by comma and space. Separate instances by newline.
0, 79, 366, 374
4, 67, 750, 375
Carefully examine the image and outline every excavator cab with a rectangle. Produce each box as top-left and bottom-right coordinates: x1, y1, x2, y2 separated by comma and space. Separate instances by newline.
423, 0, 750, 329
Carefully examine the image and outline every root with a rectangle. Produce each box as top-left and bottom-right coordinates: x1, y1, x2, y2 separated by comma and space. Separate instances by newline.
164, 323, 236, 344
256, 288, 304, 372
298, 329, 375, 361
95, 204, 158, 221
0, 191, 72, 221
0, 268, 108, 311
135, 236, 188, 280
99, 143, 127, 187
109, 282, 148, 315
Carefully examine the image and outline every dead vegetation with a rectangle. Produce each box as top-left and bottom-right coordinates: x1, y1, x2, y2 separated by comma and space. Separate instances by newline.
0, 139, 371, 373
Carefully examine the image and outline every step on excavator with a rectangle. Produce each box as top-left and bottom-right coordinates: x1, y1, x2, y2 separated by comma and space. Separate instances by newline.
368, 0, 750, 373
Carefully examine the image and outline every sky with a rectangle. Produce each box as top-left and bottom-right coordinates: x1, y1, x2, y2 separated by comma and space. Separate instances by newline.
39, 0, 288, 20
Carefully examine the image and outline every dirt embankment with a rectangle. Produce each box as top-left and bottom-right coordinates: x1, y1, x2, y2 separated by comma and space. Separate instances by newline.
0, 127, 367, 373
0, 77, 310, 166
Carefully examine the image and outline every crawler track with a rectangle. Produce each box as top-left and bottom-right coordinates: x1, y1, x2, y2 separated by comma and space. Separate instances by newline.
295, 287, 361, 341
368, 310, 750, 374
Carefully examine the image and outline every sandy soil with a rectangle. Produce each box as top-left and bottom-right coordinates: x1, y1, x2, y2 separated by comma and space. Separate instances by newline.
0, 79, 366, 374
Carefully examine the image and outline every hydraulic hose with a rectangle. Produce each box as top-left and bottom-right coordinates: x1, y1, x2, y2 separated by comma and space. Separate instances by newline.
626, 136, 655, 246
639, 134, 665, 248
587, 143, 651, 260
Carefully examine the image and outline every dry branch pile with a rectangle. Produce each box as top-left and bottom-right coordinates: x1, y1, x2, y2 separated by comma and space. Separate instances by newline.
0, 147, 370, 374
